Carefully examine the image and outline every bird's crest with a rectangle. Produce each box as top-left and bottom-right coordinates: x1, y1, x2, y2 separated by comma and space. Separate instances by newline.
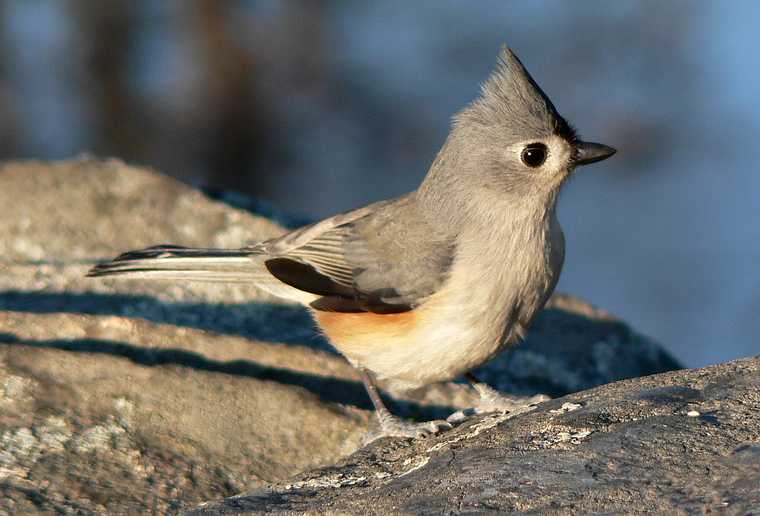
458, 45, 575, 142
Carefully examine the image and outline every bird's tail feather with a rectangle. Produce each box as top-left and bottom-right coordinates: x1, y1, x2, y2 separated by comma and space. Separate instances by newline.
87, 244, 264, 283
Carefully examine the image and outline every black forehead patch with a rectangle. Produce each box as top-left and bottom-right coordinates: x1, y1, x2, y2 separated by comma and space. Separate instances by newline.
553, 115, 578, 144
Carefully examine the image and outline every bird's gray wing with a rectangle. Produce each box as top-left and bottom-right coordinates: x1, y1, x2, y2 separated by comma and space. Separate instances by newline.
254, 194, 455, 313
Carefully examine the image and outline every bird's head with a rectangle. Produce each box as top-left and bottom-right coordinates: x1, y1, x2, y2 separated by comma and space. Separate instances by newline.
428, 46, 615, 205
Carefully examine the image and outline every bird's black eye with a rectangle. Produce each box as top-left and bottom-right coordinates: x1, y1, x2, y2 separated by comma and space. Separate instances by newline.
521, 143, 548, 168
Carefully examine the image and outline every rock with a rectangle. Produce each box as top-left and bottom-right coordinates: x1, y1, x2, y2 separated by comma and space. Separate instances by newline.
0, 159, 681, 512
0, 312, 368, 514
192, 356, 760, 514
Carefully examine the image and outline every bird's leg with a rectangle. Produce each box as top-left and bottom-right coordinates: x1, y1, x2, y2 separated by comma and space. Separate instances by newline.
359, 368, 451, 441
447, 372, 549, 423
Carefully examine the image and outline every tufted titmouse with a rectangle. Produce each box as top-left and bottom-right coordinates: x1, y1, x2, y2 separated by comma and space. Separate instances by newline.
89, 46, 616, 439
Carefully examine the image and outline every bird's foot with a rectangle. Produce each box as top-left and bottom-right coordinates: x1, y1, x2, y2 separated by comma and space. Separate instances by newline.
364, 413, 452, 444
477, 387, 550, 413
447, 383, 549, 424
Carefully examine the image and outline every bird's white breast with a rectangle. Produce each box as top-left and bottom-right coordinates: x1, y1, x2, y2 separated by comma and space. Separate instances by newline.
320, 210, 564, 391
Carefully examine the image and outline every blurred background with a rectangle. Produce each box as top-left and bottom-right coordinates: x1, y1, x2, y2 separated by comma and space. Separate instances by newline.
1, 0, 758, 368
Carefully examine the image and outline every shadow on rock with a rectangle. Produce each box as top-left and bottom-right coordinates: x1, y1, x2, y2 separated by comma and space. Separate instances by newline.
0, 290, 682, 400
0, 290, 326, 349
0, 331, 454, 418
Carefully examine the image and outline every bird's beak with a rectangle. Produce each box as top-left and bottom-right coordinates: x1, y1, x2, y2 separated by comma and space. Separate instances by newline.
575, 141, 616, 166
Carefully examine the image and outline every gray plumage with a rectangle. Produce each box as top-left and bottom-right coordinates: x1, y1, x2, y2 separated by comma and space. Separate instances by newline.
89, 46, 615, 437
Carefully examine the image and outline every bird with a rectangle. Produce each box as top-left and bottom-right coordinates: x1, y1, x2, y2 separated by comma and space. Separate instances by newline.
88, 45, 616, 439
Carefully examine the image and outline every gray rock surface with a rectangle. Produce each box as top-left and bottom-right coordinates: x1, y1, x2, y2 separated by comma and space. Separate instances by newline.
193, 357, 760, 515
0, 159, 681, 512
0, 311, 369, 514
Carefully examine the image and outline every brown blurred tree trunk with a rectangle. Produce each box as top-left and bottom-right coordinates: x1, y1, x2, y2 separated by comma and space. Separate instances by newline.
0, 2, 25, 157
69, 1, 144, 160
189, 0, 330, 196
189, 0, 277, 193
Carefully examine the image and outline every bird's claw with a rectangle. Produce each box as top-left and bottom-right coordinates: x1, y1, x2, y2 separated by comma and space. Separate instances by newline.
446, 392, 550, 424
364, 415, 453, 444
